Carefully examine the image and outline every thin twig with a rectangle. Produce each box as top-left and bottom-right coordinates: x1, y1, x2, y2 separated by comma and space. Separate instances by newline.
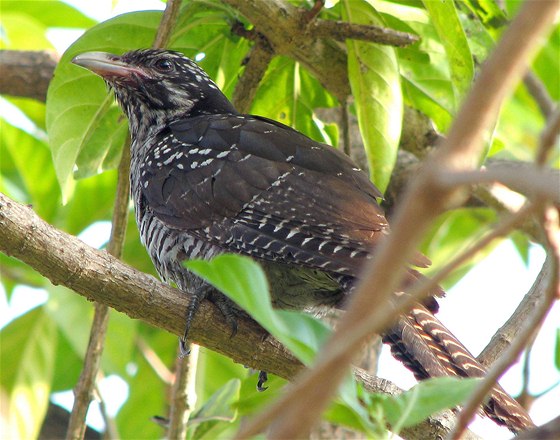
309, 19, 419, 47
152, 0, 182, 49
302, 0, 325, 23
537, 106, 560, 165
235, 2, 559, 438
167, 344, 200, 440
232, 41, 274, 113
400, 203, 537, 303
341, 100, 351, 157
438, 164, 559, 204
94, 383, 120, 439
477, 257, 553, 367
450, 206, 559, 439
524, 71, 556, 119
517, 338, 537, 411
65, 139, 131, 440
137, 337, 174, 384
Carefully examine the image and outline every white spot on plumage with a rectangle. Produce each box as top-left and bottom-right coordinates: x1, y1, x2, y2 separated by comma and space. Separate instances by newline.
286, 229, 299, 239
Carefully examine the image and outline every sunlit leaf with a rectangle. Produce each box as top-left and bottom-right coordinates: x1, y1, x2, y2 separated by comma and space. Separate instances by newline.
423, 0, 474, 106
0, 307, 57, 440
185, 254, 331, 364
342, 0, 402, 192
251, 57, 338, 145
380, 377, 480, 430
0, 12, 53, 50
116, 343, 168, 440
375, 2, 455, 131
0, 121, 60, 220
188, 379, 241, 439
1, 0, 97, 28
461, 0, 508, 29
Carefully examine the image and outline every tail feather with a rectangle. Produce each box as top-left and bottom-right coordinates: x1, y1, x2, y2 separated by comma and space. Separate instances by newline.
382, 305, 535, 433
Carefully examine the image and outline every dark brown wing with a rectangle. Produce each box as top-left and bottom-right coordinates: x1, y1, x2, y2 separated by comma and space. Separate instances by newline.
139, 114, 388, 276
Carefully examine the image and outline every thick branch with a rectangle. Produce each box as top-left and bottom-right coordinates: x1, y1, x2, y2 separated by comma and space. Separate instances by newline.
309, 19, 419, 47
0, 50, 58, 102
231, 39, 274, 113
222, 0, 350, 101
0, 193, 290, 376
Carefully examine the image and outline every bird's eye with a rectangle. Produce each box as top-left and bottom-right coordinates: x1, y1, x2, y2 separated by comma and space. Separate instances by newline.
154, 59, 174, 72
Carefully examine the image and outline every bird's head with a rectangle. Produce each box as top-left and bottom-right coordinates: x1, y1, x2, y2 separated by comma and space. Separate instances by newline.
72, 49, 237, 135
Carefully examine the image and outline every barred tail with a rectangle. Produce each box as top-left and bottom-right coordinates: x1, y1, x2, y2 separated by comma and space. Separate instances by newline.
382, 304, 534, 433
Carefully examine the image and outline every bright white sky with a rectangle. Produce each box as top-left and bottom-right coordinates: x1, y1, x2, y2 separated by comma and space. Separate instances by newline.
2, 1, 558, 438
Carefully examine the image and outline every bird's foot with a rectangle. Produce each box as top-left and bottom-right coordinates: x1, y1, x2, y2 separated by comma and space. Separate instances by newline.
257, 370, 268, 392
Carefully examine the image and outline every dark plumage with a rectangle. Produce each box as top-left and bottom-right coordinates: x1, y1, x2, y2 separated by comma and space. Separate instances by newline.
72, 49, 533, 433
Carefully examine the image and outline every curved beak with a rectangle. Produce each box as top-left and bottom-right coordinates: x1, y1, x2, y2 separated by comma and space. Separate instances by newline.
72, 52, 144, 80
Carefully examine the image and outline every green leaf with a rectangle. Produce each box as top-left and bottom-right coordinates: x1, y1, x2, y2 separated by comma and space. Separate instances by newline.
60, 171, 118, 234
45, 286, 92, 359
196, 347, 248, 405
188, 379, 241, 439
1, 0, 97, 28
116, 345, 168, 440
251, 57, 338, 145
382, 377, 480, 430
0, 307, 57, 440
51, 329, 83, 392
462, 0, 508, 29
423, 0, 474, 106
533, 26, 559, 101
185, 254, 331, 364
342, 0, 402, 193
373, 2, 455, 131
0, 120, 60, 221
0, 12, 53, 50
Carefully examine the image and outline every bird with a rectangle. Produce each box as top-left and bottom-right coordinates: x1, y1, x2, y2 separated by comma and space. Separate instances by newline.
72, 48, 534, 433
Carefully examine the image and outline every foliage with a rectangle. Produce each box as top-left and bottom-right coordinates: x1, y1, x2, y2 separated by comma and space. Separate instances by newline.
0, 0, 556, 438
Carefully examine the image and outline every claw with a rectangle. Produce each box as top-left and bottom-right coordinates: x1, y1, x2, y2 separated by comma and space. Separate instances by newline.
257, 370, 268, 392
179, 337, 191, 357
178, 284, 210, 357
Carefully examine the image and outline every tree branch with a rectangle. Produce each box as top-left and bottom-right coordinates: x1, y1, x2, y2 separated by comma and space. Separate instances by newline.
222, 0, 350, 101
308, 18, 419, 47
231, 35, 274, 113
0, 50, 58, 102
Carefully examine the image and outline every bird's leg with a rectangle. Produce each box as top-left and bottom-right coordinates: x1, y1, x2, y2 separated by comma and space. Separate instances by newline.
209, 292, 239, 338
179, 285, 240, 356
179, 284, 211, 356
